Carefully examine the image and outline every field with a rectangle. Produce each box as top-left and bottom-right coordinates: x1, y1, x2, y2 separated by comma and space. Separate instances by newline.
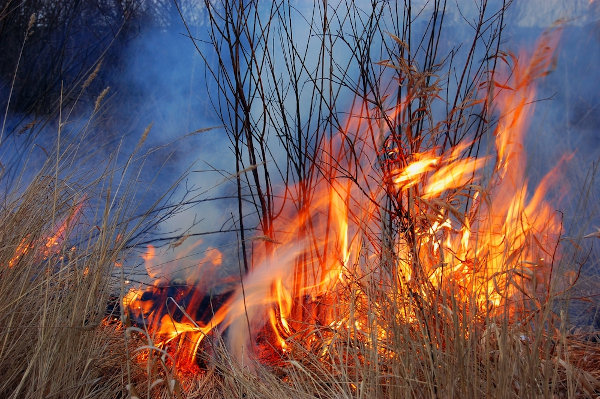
0, 1, 599, 398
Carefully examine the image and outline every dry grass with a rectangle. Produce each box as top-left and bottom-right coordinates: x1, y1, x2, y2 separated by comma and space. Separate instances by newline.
0, 173, 123, 397
118, 244, 600, 398
121, 311, 600, 398
1, 91, 599, 399
0, 85, 162, 396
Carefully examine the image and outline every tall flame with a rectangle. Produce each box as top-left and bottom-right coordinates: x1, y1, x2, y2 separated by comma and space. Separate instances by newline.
121, 30, 567, 371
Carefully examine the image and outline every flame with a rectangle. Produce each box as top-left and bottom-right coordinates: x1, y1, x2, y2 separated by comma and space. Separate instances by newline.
123, 244, 233, 371
120, 30, 567, 372
8, 237, 32, 268
7, 200, 83, 268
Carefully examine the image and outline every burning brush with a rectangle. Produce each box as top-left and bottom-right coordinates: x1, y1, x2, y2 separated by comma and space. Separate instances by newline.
115, 28, 599, 396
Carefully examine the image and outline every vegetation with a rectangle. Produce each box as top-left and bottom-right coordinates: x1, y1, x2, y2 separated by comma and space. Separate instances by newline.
0, 1, 598, 398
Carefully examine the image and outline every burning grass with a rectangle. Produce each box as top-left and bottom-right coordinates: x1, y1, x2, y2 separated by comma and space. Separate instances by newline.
0, 171, 124, 397
0, 84, 172, 396
116, 29, 600, 398
0, 6, 599, 399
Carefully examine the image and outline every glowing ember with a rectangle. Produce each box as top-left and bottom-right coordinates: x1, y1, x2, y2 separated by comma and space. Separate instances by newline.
121, 30, 567, 371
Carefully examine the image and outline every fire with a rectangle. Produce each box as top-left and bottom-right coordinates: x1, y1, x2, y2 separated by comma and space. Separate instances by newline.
120, 30, 567, 372
7, 200, 83, 268
123, 245, 234, 371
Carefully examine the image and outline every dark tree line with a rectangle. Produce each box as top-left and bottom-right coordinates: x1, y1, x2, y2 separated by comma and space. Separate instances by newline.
0, 0, 201, 123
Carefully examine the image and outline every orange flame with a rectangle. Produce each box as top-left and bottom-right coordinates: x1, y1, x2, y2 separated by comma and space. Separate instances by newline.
7, 200, 83, 268
120, 30, 567, 371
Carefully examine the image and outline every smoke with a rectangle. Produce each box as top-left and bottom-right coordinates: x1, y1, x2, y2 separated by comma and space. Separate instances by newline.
1, 1, 599, 314
110, 1, 600, 290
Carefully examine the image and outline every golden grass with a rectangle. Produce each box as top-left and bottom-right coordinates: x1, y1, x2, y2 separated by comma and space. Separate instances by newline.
0, 88, 159, 396
0, 174, 122, 397
118, 263, 600, 398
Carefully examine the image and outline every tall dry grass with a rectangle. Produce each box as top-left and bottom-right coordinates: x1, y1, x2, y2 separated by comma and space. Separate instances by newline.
0, 164, 120, 397
128, 279, 600, 398
0, 72, 170, 396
